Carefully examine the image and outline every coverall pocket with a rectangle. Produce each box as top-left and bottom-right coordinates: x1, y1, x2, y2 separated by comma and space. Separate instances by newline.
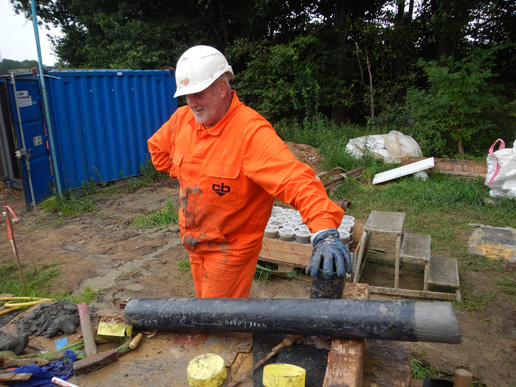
172, 150, 184, 185
204, 164, 240, 206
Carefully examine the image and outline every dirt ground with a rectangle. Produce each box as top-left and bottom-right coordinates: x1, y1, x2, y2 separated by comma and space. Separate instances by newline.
1, 143, 515, 386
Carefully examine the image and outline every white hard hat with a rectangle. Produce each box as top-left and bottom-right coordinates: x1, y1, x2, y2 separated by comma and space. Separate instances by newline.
174, 45, 234, 98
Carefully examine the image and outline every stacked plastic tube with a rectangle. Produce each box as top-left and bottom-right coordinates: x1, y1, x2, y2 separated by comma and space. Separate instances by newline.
264, 206, 310, 244
264, 206, 355, 248
337, 215, 355, 247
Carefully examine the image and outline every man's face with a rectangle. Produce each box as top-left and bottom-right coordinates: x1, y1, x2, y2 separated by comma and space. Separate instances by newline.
186, 79, 227, 127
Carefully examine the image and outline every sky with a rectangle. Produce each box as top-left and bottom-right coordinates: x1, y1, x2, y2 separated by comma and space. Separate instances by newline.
0, 0, 61, 65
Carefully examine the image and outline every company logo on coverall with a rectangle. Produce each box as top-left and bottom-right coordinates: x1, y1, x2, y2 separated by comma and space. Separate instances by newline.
212, 183, 231, 196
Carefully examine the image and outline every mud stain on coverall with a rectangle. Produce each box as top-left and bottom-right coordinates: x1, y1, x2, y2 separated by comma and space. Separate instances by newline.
182, 187, 203, 248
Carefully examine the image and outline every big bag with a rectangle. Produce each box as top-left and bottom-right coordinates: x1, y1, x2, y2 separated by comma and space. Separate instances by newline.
485, 139, 516, 198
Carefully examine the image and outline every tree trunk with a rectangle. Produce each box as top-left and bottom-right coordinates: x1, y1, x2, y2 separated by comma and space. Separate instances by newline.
331, 0, 352, 123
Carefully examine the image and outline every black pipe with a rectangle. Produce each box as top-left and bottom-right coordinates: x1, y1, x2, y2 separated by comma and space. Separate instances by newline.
124, 298, 461, 344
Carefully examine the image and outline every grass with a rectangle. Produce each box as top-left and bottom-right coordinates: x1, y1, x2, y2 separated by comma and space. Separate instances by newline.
254, 262, 300, 281
254, 262, 277, 281
129, 157, 168, 190
40, 178, 103, 218
276, 116, 516, 315
0, 261, 97, 304
130, 199, 178, 228
176, 258, 191, 273
40, 158, 166, 219
0, 262, 60, 296
411, 358, 440, 380
497, 276, 516, 297
453, 290, 496, 312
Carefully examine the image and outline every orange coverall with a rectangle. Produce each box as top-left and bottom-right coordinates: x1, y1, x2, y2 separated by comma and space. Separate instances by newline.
148, 91, 344, 298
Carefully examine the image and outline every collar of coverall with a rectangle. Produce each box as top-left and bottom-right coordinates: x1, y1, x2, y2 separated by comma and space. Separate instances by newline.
189, 90, 240, 136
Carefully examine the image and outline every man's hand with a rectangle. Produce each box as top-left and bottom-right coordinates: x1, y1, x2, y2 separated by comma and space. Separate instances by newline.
306, 229, 353, 279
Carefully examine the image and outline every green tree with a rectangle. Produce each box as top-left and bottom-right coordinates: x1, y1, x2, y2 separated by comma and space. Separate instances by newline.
0, 59, 39, 74
8, 0, 516, 135
403, 52, 511, 157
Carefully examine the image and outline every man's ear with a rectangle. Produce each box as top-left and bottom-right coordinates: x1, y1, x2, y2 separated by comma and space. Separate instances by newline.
219, 79, 230, 97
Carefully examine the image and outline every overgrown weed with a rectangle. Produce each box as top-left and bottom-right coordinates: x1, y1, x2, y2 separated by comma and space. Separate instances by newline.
40, 178, 101, 217
411, 358, 440, 380
130, 199, 178, 228
176, 258, 191, 273
0, 262, 96, 304
129, 157, 168, 190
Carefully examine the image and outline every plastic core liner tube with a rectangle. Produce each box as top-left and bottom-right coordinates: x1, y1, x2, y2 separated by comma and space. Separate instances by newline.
124, 298, 461, 344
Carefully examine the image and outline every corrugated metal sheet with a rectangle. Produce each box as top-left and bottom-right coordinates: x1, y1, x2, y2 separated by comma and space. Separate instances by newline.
46, 69, 176, 190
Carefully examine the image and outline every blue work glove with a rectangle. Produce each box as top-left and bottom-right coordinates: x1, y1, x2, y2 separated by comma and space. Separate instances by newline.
306, 229, 353, 279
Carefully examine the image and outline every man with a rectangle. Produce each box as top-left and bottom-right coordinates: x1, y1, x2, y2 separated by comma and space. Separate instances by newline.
148, 45, 352, 298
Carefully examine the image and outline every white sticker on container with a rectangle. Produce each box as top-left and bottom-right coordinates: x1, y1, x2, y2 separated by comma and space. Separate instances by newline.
16, 91, 32, 108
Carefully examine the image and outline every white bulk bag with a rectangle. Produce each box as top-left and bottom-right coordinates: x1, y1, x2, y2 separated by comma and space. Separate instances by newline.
485, 139, 516, 198
345, 130, 422, 164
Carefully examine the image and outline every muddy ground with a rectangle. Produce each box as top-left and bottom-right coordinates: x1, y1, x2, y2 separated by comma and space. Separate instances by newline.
1, 143, 515, 386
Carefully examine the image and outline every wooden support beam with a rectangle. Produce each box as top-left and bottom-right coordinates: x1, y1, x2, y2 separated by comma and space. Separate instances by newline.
258, 238, 312, 267
318, 166, 365, 192
454, 368, 474, 387
323, 283, 369, 387
369, 286, 459, 301
401, 157, 487, 178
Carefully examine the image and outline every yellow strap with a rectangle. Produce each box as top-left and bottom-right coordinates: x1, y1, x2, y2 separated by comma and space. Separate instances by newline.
0, 306, 22, 316
0, 297, 54, 308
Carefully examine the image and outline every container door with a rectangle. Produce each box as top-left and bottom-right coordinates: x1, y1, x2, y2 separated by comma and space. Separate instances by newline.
8, 77, 54, 207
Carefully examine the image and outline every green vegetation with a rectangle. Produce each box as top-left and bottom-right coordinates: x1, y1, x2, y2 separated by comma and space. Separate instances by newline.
279, 117, 516, 311
130, 199, 178, 228
129, 157, 168, 190
0, 262, 96, 304
0, 262, 59, 297
10, 0, 515, 157
254, 262, 300, 281
0, 59, 39, 75
497, 276, 516, 297
375, 52, 514, 156
411, 358, 440, 380
40, 158, 166, 220
40, 178, 104, 218
454, 291, 497, 312
254, 262, 277, 281
176, 258, 191, 273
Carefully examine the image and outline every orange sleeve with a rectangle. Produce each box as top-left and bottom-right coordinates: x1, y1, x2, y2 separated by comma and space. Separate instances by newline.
243, 118, 344, 233
147, 114, 177, 177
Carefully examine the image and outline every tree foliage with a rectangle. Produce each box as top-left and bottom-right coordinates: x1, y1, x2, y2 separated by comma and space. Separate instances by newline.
403, 52, 511, 157
8, 0, 516, 157
0, 59, 39, 74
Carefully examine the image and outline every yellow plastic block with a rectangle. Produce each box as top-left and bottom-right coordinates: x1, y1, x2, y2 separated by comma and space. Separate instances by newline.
97, 322, 133, 337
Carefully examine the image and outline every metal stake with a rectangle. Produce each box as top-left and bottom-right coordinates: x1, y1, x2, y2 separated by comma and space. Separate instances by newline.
1, 183, 26, 294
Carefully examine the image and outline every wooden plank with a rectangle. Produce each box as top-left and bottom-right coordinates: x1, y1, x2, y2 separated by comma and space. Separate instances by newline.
401, 157, 487, 178
369, 286, 459, 301
258, 238, 312, 267
319, 166, 365, 191
0, 373, 33, 381
322, 283, 369, 387
373, 158, 434, 184
363, 340, 412, 387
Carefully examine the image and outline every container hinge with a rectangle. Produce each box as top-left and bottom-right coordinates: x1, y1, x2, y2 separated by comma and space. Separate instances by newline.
15, 149, 27, 159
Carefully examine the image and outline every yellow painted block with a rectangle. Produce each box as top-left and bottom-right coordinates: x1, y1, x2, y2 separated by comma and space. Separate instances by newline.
97, 322, 133, 337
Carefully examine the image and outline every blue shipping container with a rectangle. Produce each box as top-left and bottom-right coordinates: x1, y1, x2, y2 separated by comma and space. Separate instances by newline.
46, 69, 177, 191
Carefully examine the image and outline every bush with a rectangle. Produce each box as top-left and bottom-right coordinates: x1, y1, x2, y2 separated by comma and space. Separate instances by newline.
370, 50, 515, 157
